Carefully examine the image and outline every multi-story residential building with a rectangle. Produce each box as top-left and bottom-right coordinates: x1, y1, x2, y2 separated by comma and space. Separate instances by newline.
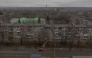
0, 16, 92, 42
0, 24, 89, 42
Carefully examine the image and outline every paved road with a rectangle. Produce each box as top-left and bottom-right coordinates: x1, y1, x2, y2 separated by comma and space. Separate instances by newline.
0, 51, 92, 58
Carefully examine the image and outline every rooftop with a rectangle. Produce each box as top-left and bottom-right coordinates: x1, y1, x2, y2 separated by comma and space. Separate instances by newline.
11, 17, 45, 22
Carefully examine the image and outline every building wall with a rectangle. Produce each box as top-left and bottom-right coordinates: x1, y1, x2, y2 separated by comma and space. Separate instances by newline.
0, 24, 92, 42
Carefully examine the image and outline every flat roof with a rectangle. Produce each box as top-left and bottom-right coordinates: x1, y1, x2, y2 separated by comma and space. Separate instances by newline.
72, 56, 92, 58
74, 25, 87, 27
0, 23, 91, 28
11, 17, 45, 22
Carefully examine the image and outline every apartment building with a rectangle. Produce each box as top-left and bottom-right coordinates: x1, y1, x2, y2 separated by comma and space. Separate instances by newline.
0, 21, 92, 42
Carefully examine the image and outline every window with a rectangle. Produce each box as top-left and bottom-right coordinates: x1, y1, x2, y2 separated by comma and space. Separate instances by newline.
27, 26, 30, 28
75, 36, 77, 38
84, 36, 88, 38
83, 39, 86, 40
17, 26, 19, 28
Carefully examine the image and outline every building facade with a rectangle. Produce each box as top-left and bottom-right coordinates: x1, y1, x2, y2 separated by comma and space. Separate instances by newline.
0, 23, 92, 42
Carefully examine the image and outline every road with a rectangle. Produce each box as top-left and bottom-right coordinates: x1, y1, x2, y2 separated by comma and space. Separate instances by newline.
0, 50, 92, 58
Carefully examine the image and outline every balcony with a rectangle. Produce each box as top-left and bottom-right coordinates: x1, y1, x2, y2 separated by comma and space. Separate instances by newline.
16, 28, 20, 29
30, 33, 34, 35
27, 32, 31, 35
55, 31, 58, 33
54, 36, 61, 39
28, 36, 31, 38
16, 30, 20, 32
16, 36, 21, 38
9, 30, 12, 32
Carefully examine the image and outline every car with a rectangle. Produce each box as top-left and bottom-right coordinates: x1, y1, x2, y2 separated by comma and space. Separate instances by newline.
38, 47, 44, 51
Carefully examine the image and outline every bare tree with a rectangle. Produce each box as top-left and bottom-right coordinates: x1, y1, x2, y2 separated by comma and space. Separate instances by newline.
69, 27, 75, 51
85, 27, 91, 48
1, 27, 5, 45
0, 11, 3, 15
46, 15, 50, 24
1, 31, 4, 44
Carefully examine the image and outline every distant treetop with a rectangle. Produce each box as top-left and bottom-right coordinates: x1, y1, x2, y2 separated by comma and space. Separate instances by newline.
0, 11, 3, 15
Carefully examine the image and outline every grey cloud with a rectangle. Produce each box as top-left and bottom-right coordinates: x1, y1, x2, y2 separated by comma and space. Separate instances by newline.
0, 0, 92, 7
75, 0, 92, 3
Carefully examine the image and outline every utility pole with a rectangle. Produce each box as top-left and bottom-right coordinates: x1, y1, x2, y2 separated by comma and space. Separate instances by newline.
50, 19, 56, 58
50, 20, 55, 50
54, 44, 56, 58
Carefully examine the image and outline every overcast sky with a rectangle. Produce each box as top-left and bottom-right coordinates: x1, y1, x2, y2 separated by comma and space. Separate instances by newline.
0, 0, 92, 7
